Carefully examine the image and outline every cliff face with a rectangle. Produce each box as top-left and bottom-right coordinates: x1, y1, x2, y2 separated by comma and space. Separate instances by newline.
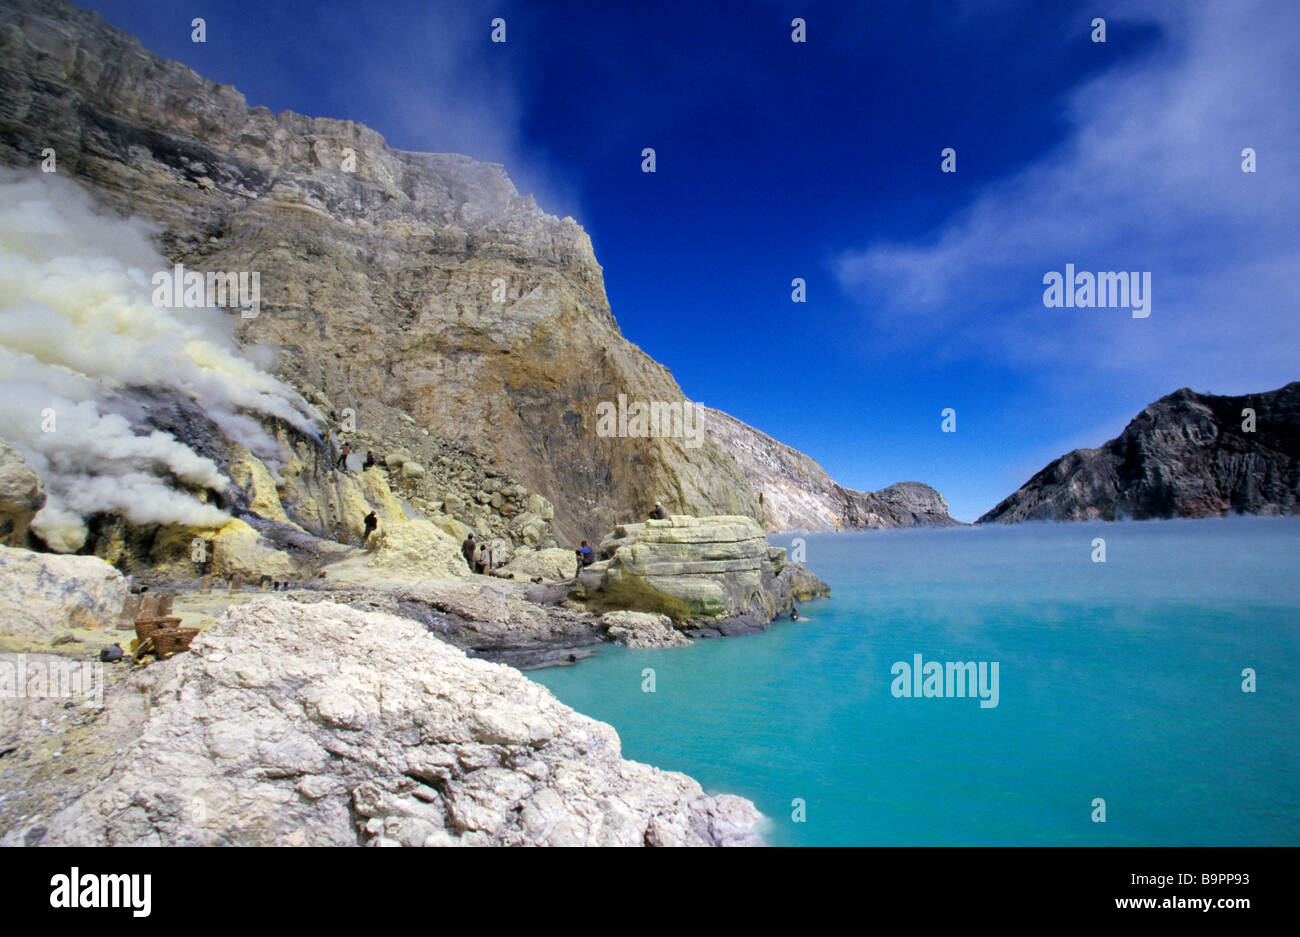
701, 406, 960, 531
0, 0, 758, 546
979, 383, 1300, 523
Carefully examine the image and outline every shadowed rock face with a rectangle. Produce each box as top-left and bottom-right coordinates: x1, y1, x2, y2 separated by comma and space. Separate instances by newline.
701, 406, 960, 531
0, 0, 759, 546
979, 383, 1300, 523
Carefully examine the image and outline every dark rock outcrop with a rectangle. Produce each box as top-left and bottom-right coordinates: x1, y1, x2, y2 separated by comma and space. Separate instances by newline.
979, 383, 1300, 523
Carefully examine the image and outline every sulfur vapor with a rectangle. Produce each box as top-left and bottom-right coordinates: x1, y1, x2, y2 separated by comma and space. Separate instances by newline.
0, 169, 319, 552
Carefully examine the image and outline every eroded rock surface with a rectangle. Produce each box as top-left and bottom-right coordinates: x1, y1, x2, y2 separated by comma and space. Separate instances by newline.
0, 544, 125, 646
0, 438, 44, 548
9, 598, 762, 846
600, 611, 692, 648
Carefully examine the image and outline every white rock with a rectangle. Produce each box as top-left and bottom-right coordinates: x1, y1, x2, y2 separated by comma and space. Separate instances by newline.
0, 544, 125, 642
599, 610, 693, 648
23, 598, 759, 846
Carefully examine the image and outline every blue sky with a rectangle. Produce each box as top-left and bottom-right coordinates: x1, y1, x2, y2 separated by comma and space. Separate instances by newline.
80, 0, 1299, 521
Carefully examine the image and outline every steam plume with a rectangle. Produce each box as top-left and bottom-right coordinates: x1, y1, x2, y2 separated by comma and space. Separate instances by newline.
0, 169, 319, 552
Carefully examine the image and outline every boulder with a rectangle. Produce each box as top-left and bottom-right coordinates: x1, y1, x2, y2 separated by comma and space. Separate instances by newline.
0, 438, 44, 547
599, 611, 692, 648
429, 512, 474, 543
579, 514, 828, 625
509, 510, 546, 547
0, 544, 126, 644
502, 547, 578, 582
13, 598, 761, 846
526, 494, 555, 522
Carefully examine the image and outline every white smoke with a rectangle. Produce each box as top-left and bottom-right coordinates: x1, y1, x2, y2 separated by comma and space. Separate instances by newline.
0, 169, 320, 552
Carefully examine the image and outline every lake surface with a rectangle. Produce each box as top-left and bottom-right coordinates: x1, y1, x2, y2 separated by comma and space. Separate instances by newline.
531, 517, 1300, 845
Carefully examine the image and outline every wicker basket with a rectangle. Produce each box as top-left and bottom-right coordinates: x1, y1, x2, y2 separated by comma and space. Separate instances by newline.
152, 627, 200, 658
135, 616, 182, 643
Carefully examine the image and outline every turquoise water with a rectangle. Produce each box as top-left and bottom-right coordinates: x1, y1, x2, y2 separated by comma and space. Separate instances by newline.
531, 517, 1300, 846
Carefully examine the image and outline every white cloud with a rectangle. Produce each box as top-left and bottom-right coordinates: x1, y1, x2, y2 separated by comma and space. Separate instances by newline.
303, 1, 581, 220
834, 0, 1300, 396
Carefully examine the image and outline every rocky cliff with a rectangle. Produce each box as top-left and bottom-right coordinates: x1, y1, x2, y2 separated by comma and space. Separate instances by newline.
979, 382, 1300, 523
0, 0, 762, 549
702, 406, 960, 531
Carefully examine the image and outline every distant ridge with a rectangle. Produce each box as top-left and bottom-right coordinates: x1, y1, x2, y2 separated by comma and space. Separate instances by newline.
701, 406, 960, 532
980, 382, 1300, 523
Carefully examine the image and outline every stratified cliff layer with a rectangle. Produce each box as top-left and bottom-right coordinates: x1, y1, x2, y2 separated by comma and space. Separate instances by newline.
0, 0, 758, 545
576, 514, 830, 633
702, 406, 960, 531
979, 383, 1300, 523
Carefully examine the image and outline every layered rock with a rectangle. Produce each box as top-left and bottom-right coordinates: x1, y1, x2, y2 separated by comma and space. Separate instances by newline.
980, 383, 1300, 523
0, 437, 44, 547
0, 544, 125, 645
576, 515, 828, 632
701, 406, 960, 531
0, 0, 760, 547
9, 598, 762, 846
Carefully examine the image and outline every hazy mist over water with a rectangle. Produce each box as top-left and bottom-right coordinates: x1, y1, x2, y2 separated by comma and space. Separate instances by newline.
533, 517, 1300, 846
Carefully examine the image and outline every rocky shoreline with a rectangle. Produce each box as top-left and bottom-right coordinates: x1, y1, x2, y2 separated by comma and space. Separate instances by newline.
2, 597, 764, 847
0, 511, 829, 846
